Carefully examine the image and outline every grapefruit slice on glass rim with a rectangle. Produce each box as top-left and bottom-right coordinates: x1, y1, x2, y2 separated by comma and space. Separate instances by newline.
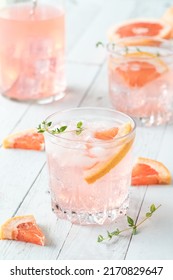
3, 129, 45, 150
108, 18, 172, 43
131, 157, 171, 185
0, 215, 45, 246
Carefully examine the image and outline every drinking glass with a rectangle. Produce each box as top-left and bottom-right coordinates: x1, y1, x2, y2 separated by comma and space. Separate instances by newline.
0, 0, 66, 103
107, 37, 173, 126
43, 107, 136, 225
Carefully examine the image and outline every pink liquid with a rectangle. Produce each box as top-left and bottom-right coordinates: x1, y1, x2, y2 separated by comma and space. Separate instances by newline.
0, 3, 65, 102
108, 50, 173, 125
45, 120, 134, 225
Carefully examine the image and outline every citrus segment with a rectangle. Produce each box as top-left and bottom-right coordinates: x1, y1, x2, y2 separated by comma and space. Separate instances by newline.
84, 123, 134, 184
108, 18, 172, 42
94, 127, 118, 140
3, 129, 44, 150
0, 215, 45, 246
131, 157, 171, 185
115, 52, 168, 87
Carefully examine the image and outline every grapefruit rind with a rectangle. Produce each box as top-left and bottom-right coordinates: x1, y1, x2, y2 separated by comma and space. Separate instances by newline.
84, 123, 134, 184
131, 157, 171, 186
3, 129, 45, 151
0, 215, 45, 246
108, 18, 172, 42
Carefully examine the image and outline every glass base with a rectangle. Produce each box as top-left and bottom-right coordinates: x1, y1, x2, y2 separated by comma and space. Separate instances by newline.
2, 91, 66, 105
52, 196, 129, 225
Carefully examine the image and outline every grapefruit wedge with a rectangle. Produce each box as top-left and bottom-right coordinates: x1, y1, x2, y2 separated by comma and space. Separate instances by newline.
108, 18, 172, 42
3, 129, 44, 150
94, 127, 119, 140
0, 215, 45, 246
84, 122, 135, 184
114, 51, 168, 87
131, 157, 171, 185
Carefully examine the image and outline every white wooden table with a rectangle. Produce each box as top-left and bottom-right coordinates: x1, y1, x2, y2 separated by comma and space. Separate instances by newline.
0, 0, 173, 260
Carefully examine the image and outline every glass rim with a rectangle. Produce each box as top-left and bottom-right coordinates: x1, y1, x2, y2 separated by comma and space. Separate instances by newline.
44, 107, 136, 144
106, 36, 173, 58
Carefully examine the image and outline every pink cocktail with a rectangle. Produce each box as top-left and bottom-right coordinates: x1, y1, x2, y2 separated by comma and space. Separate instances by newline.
0, 1, 65, 103
108, 37, 173, 126
43, 108, 136, 225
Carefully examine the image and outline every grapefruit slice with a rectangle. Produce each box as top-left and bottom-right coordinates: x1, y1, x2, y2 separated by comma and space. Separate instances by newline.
162, 7, 173, 38
131, 157, 171, 185
84, 122, 134, 184
0, 215, 45, 246
3, 129, 44, 150
115, 51, 168, 87
108, 18, 172, 42
94, 127, 119, 140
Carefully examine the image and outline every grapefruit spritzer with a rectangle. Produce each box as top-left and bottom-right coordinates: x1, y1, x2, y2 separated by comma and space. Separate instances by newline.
41, 108, 136, 225
0, 1, 65, 103
108, 37, 173, 126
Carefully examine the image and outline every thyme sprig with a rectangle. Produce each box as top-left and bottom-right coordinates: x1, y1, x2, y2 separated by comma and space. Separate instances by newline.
98, 204, 161, 242
37, 121, 84, 136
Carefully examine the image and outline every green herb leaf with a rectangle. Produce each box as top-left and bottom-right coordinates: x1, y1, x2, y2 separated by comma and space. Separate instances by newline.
97, 204, 161, 243
112, 229, 120, 236
59, 126, 67, 132
96, 41, 105, 48
127, 216, 134, 227
132, 226, 137, 235
47, 122, 52, 127
77, 121, 83, 129
150, 204, 156, 213
125, 46, 129, 54
146, 212, 152, 218
97, 235, 104, 242
136, 47, 142, 52
96, 41, 104, 48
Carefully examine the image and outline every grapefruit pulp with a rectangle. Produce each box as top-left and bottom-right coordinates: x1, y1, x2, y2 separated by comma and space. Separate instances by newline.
114, 51, 168, 87
108, 18, 172, 42
131, 157, 171, 185
3, 129, 44, 150
0, 215, 45, 246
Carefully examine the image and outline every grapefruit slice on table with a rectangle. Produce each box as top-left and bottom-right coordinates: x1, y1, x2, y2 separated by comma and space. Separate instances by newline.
0, 215, 45, 246
114, 51, 168, 87
108, 18, 172, 42
3, 129, 44, 150
131, 157, 171, 185
84, 122, 134, 184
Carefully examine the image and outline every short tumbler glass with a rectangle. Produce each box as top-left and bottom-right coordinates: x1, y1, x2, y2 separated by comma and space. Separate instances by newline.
44, 107, 136, 225
108, 37, 173, 126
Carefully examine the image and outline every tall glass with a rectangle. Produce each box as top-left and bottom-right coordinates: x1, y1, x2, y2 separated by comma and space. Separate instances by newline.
0, 0, 66, 103
107, 37, 173, 126
44, 107, 136, 225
